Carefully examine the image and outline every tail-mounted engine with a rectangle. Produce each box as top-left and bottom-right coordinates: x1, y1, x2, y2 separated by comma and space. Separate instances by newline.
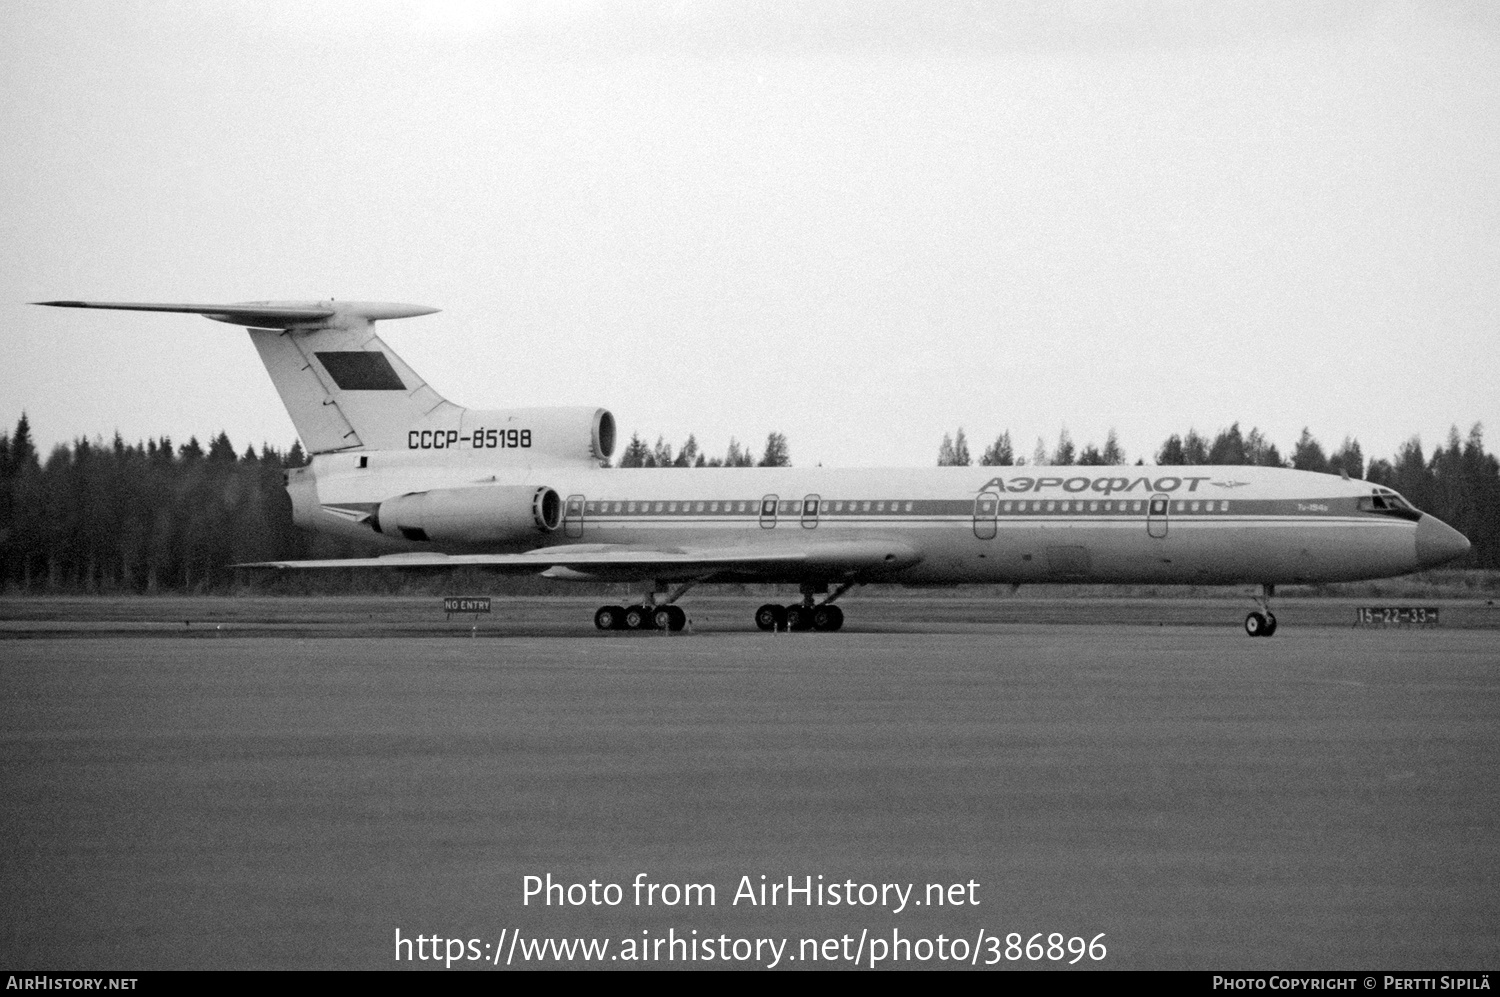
418, 407, 615, 466
372, 485, 561, 544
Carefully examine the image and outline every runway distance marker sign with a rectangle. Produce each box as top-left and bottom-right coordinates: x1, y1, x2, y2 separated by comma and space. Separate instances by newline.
1354, 606, 1440, 628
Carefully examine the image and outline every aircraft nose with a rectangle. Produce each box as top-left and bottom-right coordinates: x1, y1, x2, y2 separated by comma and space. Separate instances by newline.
1415, 514, 1471, 568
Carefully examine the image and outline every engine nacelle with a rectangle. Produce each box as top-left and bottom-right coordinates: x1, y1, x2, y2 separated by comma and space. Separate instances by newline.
373, 485, 561, 544
455, 406, 615, 465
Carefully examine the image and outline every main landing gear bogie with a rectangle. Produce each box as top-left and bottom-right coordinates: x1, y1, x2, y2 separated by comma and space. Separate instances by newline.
755, 603, 844, 633
595, 604, 687, 632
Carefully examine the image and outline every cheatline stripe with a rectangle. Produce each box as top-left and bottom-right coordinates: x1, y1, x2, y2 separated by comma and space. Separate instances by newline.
572, 514, 1402, 523
565, 518, 1410, 530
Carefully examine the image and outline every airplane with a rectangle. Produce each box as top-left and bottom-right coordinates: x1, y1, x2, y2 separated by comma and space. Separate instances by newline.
36, 299, 1472, 636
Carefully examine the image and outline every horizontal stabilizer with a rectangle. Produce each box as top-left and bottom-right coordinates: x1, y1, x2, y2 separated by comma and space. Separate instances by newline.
40, 298, 453, 453
34, 300, 438, 329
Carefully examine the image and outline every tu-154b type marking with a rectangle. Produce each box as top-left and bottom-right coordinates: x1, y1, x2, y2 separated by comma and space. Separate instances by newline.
36, 299, 1472, 636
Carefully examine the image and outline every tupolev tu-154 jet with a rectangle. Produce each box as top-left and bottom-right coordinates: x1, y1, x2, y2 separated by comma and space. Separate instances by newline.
37, 299, 1472, 636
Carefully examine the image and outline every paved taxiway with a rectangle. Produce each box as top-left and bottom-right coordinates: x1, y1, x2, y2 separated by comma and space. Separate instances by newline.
1, 599, 1496, 969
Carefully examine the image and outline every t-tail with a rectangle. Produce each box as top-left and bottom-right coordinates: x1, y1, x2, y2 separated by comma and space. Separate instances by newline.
35, 300, 455, 454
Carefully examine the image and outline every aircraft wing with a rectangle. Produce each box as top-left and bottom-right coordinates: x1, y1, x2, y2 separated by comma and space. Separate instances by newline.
235, 540, 919, 581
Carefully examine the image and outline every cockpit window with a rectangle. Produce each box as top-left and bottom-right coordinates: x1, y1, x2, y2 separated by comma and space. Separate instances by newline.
1359, 490, 1420, 521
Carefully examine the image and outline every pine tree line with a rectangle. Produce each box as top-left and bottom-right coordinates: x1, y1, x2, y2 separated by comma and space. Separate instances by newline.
938, 428, 1125, 466
0, 416, 328, 592
614, 431, 791, 468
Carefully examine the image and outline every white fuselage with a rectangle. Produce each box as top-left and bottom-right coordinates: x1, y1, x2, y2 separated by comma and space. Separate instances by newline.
292, 453, 1443, 586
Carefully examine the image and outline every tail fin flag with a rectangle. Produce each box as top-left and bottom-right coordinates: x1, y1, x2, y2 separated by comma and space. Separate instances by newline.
35, 300, 454, 454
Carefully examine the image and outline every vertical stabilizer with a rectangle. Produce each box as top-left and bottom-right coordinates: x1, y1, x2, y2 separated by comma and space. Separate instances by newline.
243, 306, 459, 453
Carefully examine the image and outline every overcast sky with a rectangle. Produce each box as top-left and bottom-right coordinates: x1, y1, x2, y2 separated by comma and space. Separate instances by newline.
4, 0, 1497, 468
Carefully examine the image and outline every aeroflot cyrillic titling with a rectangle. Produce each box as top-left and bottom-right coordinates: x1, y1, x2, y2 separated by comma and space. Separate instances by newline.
522, 873, 979, 914
978, 475, 1214, 494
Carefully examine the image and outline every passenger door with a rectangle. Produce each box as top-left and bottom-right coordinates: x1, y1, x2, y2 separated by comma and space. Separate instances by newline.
1147, 493, 1169, 539
564, 494, 586, 538
973, 491, 998, 540
760, 494, 779, 529
801, 494, 820, 529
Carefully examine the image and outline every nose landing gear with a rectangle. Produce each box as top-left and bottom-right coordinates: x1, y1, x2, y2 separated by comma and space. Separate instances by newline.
1245, 584, 1278, 637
